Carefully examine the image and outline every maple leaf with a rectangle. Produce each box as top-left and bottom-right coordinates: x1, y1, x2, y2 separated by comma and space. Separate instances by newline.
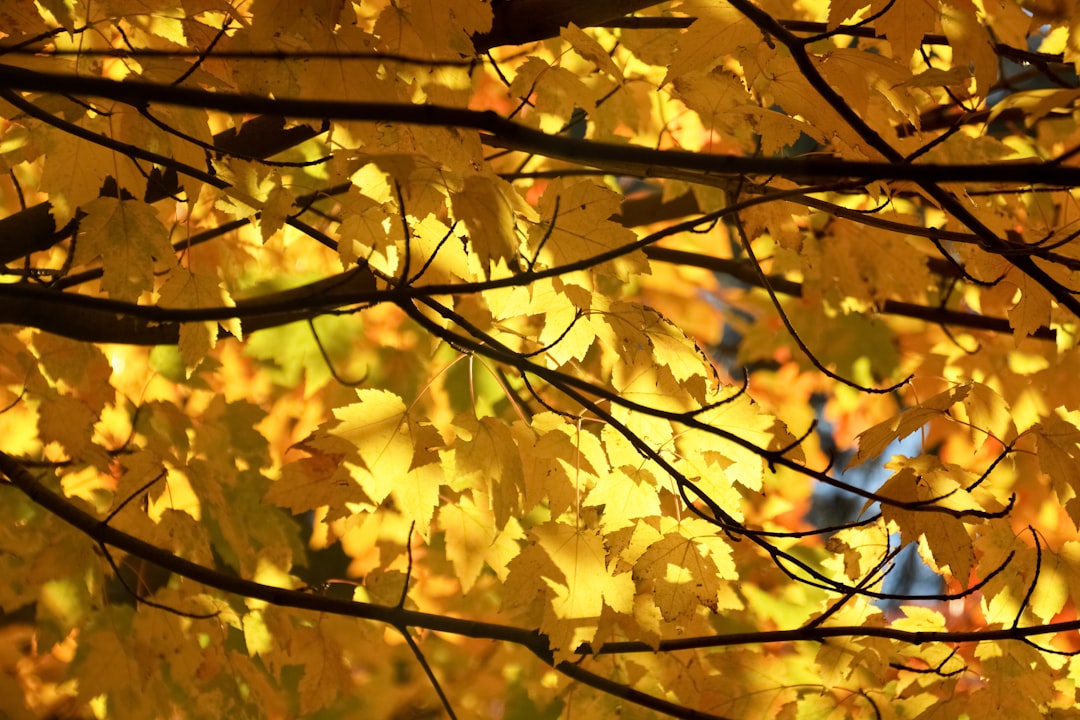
877, 459, 981, 582
292, 626, 351, 715
633, 528, 734, 624
451, 173, 522, 272
516, 413, 599, 519
874, 0, 939, 64
826, 522, 892, 581
158, 267, 235, 371
32, 333, 113, 413
851, 384, 973, 468
508, 57, 598, 133
818, 48, 920, 127
327, 389, 444, 520
259, 182, 296, 241
672, 70, 755, 149
828, 0, 878, 27
682, 393, 783, 493
527, 179, 647, 283
266, 450, 366, 519
374, 0, 491, 56
76, 198, 177, 302
533, 522, 609, 618
561, 23, 622, 80
394, 461, 443, 536
583, 467, 661, 533
970, 642, 1055, 719
29, 112, 131, 226
753, 53, 870, 157
12, 1, 1080, 716
663, 1, 756, 85
438, 496, 523, 592
1007, 274, 1053, 342
36, 391, 110, 469
1034, 412, 1080, 524
526, 280, 596, 365
941, 0, 1000, 100
447, 415, 525, 528
73, 626, 133, 702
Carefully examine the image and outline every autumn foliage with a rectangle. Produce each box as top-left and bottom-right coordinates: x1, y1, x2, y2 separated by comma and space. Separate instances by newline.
4, 0, 1080, 718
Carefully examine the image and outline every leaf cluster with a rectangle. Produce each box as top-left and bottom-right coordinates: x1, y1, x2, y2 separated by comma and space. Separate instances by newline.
3, 1, 1080, 719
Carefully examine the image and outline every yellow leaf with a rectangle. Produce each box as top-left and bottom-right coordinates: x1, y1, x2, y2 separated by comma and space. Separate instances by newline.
878, 458, 986, 581
583, 467, 661, 533
266, 452, 364, 519
741, 106, 816, 155
851, 384, 973, 467
36, 392, 109, 468
825, 522, 891, 580
330, 389, 438, 504
393, 461, 442, 536
818, 48, 919, 125
754, 54, 868, 157
516, 413, 599, 519
633, 523, 737, 624
534, 522, 608, 620
507, 58, 597, 133
451, 173, 521, 273
672, 70, 747, 130
1008, 274, 1053, 343
828, 0, 875, 26
450, 415, 525, 528
409, 214, 472, 283
561, 23, 622, 80
874, 0, 939, 63
374, 0, 491, 56
158, 268, 235, 371
527, 179, 646, 283
662, 2, 755, 85
438, 496, 523, 593
77, 198, 176, 302
960, 381, 1017, 448
291, 627, 350, 715
1034, 411, 1080, 520
685, 393, 782, 493
941, 0, 999, 100
260, 182, 295, 241
74, 627, 131, 701
336, 189, 401, 270
33, 112, 138, 225
32, 333, 113, 413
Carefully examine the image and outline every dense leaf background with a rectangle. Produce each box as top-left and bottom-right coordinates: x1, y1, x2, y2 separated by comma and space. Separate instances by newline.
3, 1, 1080, 718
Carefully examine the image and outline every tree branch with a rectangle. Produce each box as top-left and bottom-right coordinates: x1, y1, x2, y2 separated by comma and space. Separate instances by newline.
2, 66, 1078, 186
644, 247, 1055, 340
726, 0, 1080, 319
1, 452, 1065, 660
0, 450, 733, 720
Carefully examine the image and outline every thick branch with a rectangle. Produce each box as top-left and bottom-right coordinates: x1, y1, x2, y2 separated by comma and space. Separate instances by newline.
3, 241, 1038, 345
1, 66, 1078, 186
0, 266, 376, 344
